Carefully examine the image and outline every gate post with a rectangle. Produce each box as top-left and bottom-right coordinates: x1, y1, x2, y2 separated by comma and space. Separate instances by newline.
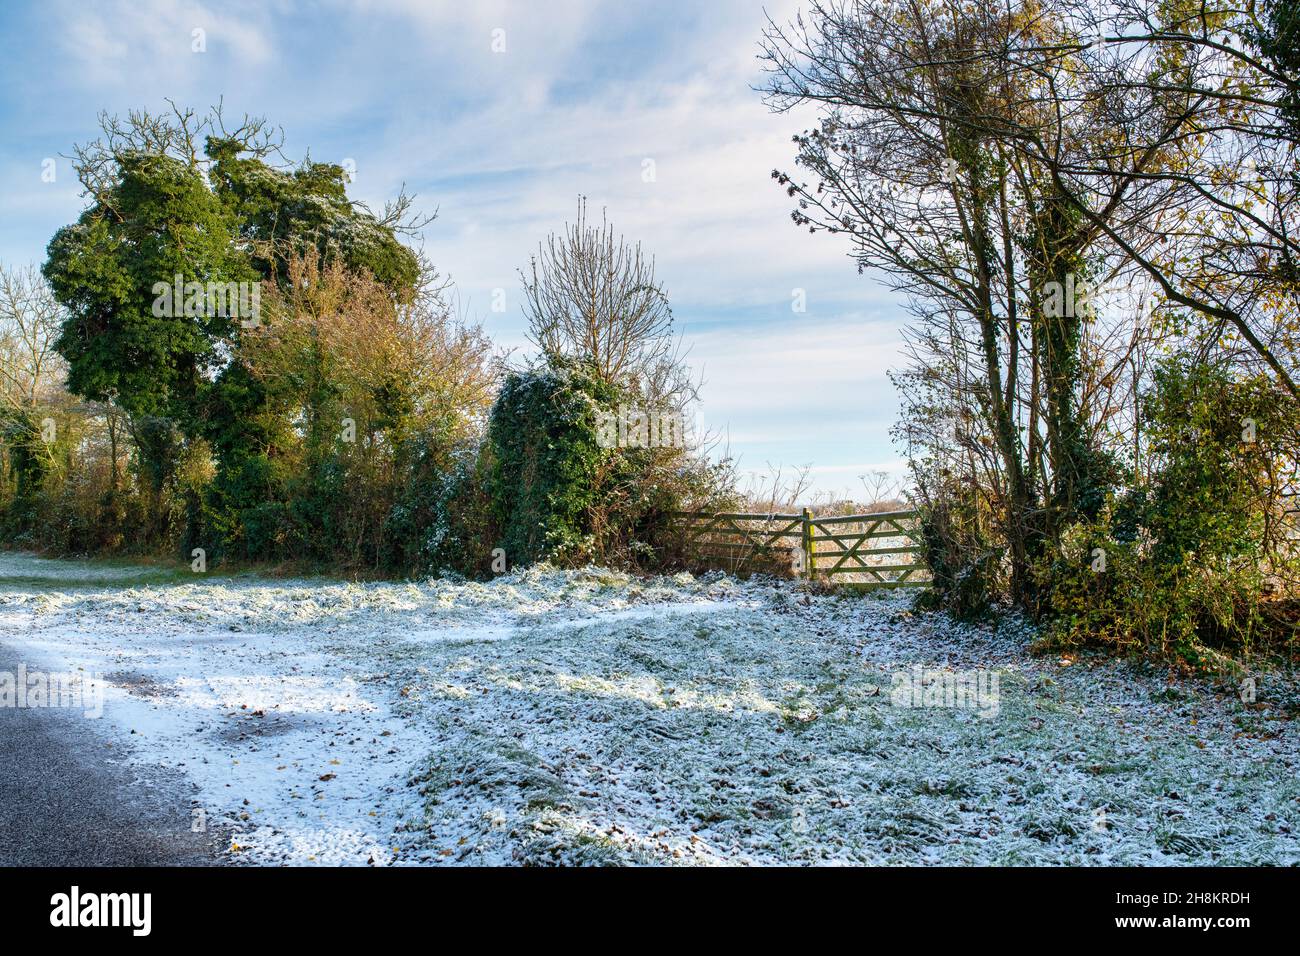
801, 508, 815, 581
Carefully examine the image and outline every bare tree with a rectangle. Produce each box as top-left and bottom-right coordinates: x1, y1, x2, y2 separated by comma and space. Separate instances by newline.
939, 0, 1300, 400
1077, 0, 1300, 400
0, 263, 65, 410
760, 0, 1061, 596
0, 262, 70, 502
522, 199, 678, 391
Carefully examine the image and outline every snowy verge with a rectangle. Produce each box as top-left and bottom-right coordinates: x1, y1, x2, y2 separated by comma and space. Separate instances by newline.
1, 554, 1296, 865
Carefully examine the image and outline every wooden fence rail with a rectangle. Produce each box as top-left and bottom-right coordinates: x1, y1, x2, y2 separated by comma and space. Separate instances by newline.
672, 508, 929, 590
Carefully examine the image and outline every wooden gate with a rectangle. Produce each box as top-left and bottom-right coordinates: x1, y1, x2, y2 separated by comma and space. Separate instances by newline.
673, 508, 928, 589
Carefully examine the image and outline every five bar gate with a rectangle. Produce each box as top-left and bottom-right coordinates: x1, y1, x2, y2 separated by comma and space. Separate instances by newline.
672, 508, 928, 590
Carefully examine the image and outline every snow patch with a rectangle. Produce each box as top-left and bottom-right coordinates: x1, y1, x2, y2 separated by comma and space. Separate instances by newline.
2, 556, 1296, 866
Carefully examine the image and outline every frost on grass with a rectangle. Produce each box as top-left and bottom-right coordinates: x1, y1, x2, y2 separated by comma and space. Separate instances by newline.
400, 580, 1299, 865
1, 556, 1296, 865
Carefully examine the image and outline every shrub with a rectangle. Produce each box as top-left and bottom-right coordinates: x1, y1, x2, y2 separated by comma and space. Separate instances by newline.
485, 358, 725, 571
1033, 361, 1300, 666
198, 252, 495, 573
384, 444, 495, 577
913, 479, 1004, 620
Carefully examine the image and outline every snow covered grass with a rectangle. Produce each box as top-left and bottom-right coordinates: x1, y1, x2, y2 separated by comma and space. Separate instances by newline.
1, 551, 1296, 865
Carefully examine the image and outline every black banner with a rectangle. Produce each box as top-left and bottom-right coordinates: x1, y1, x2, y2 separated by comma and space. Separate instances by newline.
0, 865, 1282, 941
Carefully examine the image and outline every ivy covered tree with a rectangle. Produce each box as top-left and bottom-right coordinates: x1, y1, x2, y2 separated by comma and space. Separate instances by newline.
44, 149, 246, 428
41, 103, 425, 549
206, 135, 423, 296
486, 360, 618, 565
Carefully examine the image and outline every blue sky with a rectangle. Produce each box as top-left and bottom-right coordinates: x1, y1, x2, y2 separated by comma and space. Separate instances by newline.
0, 0, 910, 499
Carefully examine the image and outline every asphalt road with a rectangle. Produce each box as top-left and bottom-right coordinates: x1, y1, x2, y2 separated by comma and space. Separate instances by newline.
0, 639, 223, 866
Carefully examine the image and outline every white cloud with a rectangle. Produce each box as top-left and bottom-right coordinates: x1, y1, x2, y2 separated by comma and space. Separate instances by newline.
53, 0, 274, 88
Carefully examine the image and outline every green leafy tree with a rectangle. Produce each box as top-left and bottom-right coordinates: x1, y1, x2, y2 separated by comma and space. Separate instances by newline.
44, 150, 246, 428
41, 105, 425, 550
207, 136, 423, 296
